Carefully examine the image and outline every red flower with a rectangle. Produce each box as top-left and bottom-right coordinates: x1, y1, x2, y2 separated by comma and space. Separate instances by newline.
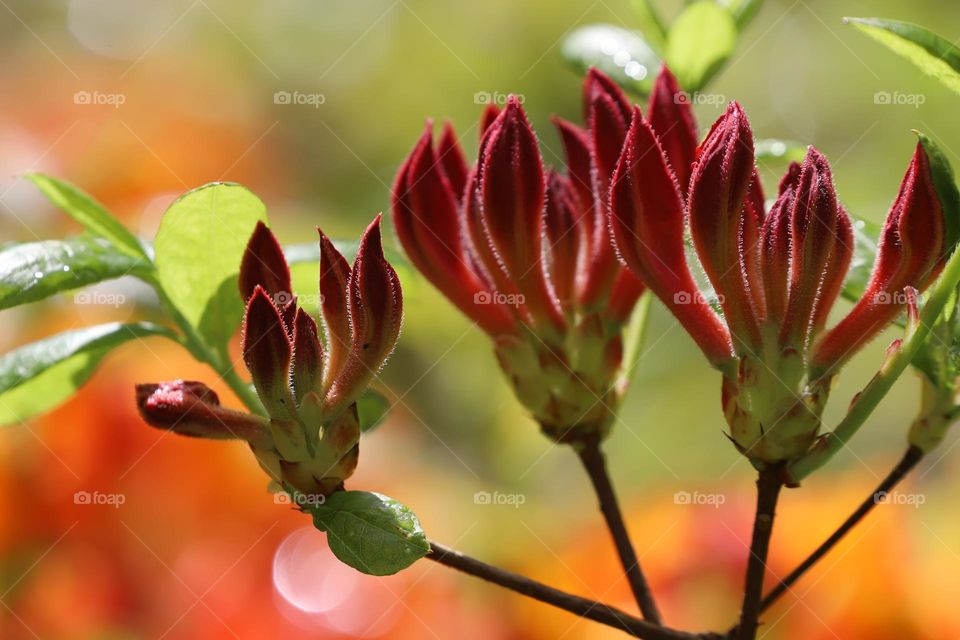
611, 102, 947, 462
392, 67, 693, 441
137, 217, 402, 495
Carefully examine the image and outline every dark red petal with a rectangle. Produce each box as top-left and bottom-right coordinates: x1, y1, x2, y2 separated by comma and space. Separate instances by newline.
647, 65, 698, 189
327, 216, 403, 413
477, 97, 565, 333
810, 208, 854, 338
760, 171, 798, 326
610, 108, 732, 364
291, 308, 324, 403
241, 286, 296, 420
780, 147, 843, 348
552, 116, 595, 223
741, 170, 766, 322
436, 121, 469, 201
239, 221, 292, 302
318, 231, 353, 390
688, 102, 761, 351
136, 380, 270, 443
392, 123, 517, 337
813, 142, 946, 371
544, 170, 583, 312
605, 269, 646, 325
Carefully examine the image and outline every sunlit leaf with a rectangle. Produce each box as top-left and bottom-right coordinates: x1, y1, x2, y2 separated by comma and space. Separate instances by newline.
562, 25, 662, 96
357, 389, 390, 433
313, 491, 429, 576
665, 1, 737, 91
629, 0, 667, 51
845, 17, 960, 95
717, 0, 764, 28
26, 174, 148, 260
0, 235, 151, 311
0, 322, 176, 426
153, 183, 267, 351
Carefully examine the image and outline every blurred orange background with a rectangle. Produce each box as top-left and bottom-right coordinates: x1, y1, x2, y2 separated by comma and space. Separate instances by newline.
2, 1, 960, 639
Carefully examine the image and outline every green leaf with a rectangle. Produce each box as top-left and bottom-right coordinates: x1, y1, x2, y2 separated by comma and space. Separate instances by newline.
357, 389, 390, 433
915, 132, 960, 252
153, 183, 267, 352
26, 174, 148, 260
629, 0, 667, 51
716, 0, 764, 28
845, 17, 960, 95
314, 491, 429, 576
665, 1, 737, 91
0, 322, 175, 426
0, 235, 151, 311
755, 138, 807, 163
842, 215, 880, 304
562, 25, 662, 96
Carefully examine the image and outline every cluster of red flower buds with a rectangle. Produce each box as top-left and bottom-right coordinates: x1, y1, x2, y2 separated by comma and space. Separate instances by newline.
610, 100, 947, 463
392, 67, 703, 443
137, 217, 402, 495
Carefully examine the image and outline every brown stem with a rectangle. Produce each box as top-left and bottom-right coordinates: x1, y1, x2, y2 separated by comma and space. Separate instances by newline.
426, 540, 722, 640
577, 437, 663, 623
758, 446, 924, 612
736, 466, 783, 640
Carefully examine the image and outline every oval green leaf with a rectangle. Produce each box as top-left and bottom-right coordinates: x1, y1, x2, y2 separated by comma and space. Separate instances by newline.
665, 1, 737, 91
153, 183, 267, 351
0, 235, 151, 311
845, 17, 960, 95
314, 491, 429, 576
0, 322, 176, 426
562, 25, 662, 96
628, 0, 666, 51
26, 174, 148, 260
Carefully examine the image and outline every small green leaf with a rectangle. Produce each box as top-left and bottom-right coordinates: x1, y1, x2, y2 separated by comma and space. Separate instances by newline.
755, 138, 807, 163
665, 1, 737, 91
915, 132, 960, 252
716, 0, 764, 28
0, 322, 176, 426
153, 183, 267, 352
0, 235, 151, 311
26, 174, 148, 260
314, 491, 429, 576
562, 25, 662, 96
628, 0, 667, 51
357, 389, 390, 433
845, 17, 960, 95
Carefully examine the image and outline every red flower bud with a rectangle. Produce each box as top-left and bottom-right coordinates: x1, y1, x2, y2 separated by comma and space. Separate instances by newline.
471, 97, 565, 334
688, 102, 762, 351
392, 122, 517, 337
480, 104, 501, 138
239, 221, 292, 303
647, 65, 698, 189
242, 286, 296, 420
436, 121, 468, 201
812, 142, 946, 371
610, 108, 733, 364
326, 216, 403, 414
544, 170, 584, 313
136, 380, 269, 444
760, 162, 800, 326
318, 231, 353, 389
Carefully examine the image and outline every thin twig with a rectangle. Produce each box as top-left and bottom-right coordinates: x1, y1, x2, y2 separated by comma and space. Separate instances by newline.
426, 540, 722, 640
577, 437, 662, 623
735, 466, 783, 640
758, 446, 924, 612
